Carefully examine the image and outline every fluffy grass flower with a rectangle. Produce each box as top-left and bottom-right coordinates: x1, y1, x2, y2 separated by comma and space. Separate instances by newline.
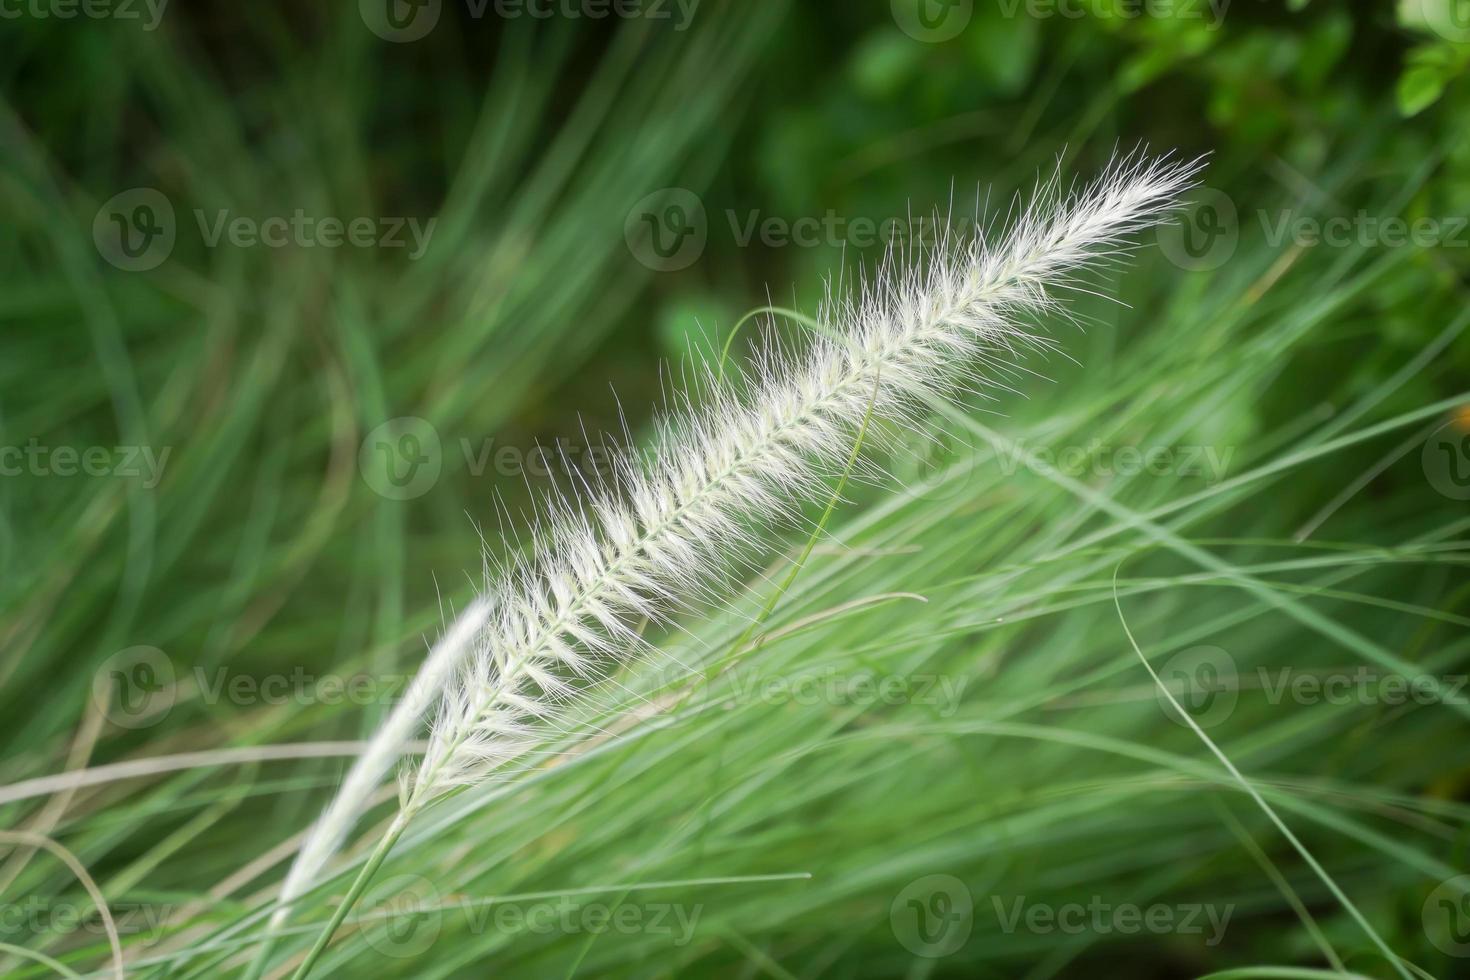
407, 151, 1200, 807
284, 151, 1201, 979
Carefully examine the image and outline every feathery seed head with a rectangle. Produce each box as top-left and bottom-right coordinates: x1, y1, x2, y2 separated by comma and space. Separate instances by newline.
275, 153, 1202, 934
403, 151, 1202, 809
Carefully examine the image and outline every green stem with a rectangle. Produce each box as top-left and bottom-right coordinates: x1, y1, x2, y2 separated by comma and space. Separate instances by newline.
240, 934, 276, 980
289, 813, 409, 980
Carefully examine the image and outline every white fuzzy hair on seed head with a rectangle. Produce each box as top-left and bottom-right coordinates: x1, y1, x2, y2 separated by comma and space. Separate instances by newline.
404, 150, 1202, 807
273, 152, 1202, 932
268, 598, 491, 929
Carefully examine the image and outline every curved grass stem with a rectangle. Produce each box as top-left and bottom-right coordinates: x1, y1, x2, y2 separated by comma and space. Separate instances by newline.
289, 813, 410, 980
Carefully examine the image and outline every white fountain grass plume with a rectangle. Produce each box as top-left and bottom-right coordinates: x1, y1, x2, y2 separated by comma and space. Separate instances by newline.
266, 598, 489, 932
406, 151, 1201, 807
285, 151, 1201, 979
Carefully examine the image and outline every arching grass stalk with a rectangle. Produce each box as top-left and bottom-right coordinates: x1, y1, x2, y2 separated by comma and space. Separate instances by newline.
287, 151, 1201, 979
245, 602, 489, 980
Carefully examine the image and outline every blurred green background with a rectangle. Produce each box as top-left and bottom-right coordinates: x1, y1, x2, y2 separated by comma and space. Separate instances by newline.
2, 1, 1469, 977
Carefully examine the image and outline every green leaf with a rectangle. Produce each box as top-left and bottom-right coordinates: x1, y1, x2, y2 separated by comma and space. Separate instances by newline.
964, 10, 1039, 97
1396, 42, 1470, 115
1398, 63, 1449, 115
1296, 12, 1353, 90
849, 31, 924, 100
